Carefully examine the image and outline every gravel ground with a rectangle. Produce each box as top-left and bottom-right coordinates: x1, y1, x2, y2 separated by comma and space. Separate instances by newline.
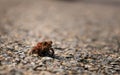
0, 0, 120, 75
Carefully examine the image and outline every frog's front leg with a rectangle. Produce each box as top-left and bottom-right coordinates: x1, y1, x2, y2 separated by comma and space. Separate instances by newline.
48, 48, 54, 57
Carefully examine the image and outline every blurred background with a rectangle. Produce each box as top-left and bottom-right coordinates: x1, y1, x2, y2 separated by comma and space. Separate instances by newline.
0, 0, 120, 38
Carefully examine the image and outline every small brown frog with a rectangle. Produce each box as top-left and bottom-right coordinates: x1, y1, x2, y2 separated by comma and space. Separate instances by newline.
29, 41, 54, 57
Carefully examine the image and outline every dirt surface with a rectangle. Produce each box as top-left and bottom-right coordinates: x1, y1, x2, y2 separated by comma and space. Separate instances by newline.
0, 0, 120, 75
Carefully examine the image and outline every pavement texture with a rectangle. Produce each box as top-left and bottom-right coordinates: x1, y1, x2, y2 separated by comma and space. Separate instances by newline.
0, 0, 120, 75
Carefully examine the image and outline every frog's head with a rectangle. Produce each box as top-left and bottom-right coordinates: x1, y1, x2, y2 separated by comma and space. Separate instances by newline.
43, 41, 52, 47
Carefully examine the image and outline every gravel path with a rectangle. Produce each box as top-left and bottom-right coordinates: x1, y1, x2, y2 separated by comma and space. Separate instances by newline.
0, 0, 120, 75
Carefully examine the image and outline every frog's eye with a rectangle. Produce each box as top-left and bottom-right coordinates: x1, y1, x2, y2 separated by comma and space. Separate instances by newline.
43, 42, 47, 45
49, 41, 52, 44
